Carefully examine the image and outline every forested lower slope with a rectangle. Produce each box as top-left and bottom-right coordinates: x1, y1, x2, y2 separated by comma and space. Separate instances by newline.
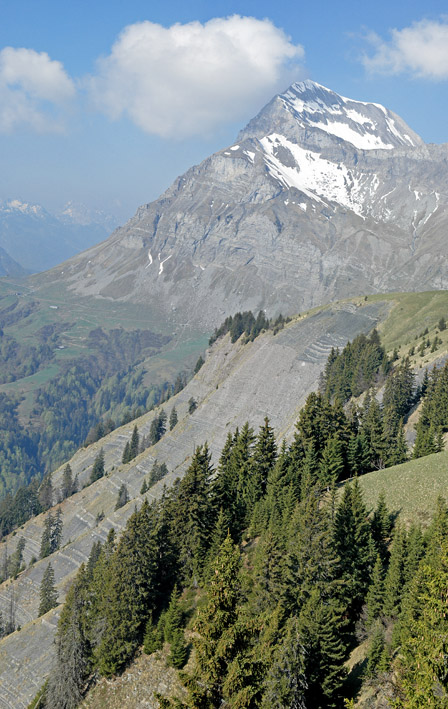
2, 291, 448, 707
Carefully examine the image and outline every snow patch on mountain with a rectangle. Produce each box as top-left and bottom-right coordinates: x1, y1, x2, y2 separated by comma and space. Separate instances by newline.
280, 80, 422, 151
260, 133, 381, 215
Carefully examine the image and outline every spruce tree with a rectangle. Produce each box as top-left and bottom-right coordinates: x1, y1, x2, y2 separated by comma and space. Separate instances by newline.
333, 479, 375, 620
115, 484, 129, 510
95, 501, 158, 676
91, 448, 105, 482
261, 616, 307, 709
298, 588, 347, 707
40, 512, 53, 559
164, 585, 183, 643
319, 435, 344, 489
168, 629, 189, 669
143, 613, 163, 655
251, 417, 277, 500
182, 534, 241, 707
130, 425, 140, 459
38, 563, 58, 616
169, 407, 178, 430
395, 542, 448, 706
175, 444, 213, 584
38, 474, 53, 511
50, 508, 63, 553
382, 525, 407, 618
45, 566, 89, 709
366, 622, 385, 678
366, 555, 385, 627
122, 441, 131, 464
61, 464, 74, 500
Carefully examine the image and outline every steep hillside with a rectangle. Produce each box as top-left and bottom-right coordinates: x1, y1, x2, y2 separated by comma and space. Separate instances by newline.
0, 296, 392, 708
2, 291, 448, 706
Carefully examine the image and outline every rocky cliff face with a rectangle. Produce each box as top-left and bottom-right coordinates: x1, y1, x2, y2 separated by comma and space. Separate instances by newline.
39, 80, 448, 331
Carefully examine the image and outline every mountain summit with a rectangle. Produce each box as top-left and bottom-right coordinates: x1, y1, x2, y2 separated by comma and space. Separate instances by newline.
240, 80, 423, 151
37, 81, 448, 330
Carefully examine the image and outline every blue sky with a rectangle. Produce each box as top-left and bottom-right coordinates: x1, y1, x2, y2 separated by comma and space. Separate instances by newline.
1, 0, 448, 222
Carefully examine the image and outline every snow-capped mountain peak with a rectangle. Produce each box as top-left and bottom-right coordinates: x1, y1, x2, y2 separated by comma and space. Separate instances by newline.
280, 80, 423, 151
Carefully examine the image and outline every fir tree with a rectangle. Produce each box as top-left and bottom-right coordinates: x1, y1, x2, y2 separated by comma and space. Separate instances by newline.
140, 479, 148, 495
115, 484, 129, 510
95, 501, 158, 676
182, 534, 241, 707
121, 440, 131, 464
319, 435, 344, 488
382, 525, 407, 618
333, 479, 375, 620
45, 566, 89, 708
38, 563, 58, 616
188, 397, 197, 414
129, 425, 140, 459
366, 622, 385, 678
51, 508, 63, 553
90, 448, 105, 482
366, 555, 385, 627
61, 464, 74, 500
40, 512, 53, 559
168, 629, 189, 669
143, 613, 163, 655
38, 474, 53, 511
164, 585, 183, 643
261, 616, 307, 709
169, 407, 178, 430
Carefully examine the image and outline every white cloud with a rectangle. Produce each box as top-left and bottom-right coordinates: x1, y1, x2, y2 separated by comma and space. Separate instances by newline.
0, 47, 75, 132
362, 19, 448, 80
89, 15, 305, 138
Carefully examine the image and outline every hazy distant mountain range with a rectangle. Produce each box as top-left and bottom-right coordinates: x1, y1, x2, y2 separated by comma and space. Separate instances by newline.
38, 79, 448, 331
0, 199, 118, 274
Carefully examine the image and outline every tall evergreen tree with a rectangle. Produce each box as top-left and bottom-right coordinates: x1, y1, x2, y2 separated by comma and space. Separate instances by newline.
40, 512, 53, 559
129, 425, 140, 459
90, 448, 105, 482
38, 563, 58, 616
38, 474, 53, 511
366, 555, 385, 627
261, 616, 307, 709
382, 525, 407, 619
61, 464, 74, 500
182, 534, 241, 707
333, 479, 375, 620
95, 501, 158, 676
169, 407, 178, 430
45, 566, 90, 709
175, 444, 213, 584
251, 417, 277, 501
114, 484, 129, 510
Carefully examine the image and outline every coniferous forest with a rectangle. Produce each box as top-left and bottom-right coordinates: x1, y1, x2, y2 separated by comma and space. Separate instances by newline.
29, 328, 448, 708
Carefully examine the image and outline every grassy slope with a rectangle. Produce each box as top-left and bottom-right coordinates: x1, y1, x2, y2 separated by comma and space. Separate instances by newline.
350, 450, 448, 527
